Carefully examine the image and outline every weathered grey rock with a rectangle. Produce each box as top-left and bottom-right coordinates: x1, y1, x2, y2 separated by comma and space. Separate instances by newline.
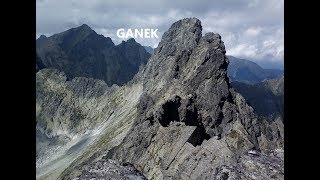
257, 116, 284, 152
104, 18, 281, 179
36, 68, 144, 179
36, 18, 283, 180
75, 159, 146, 180
212, 150, 284, 180
36, 68, 109, 138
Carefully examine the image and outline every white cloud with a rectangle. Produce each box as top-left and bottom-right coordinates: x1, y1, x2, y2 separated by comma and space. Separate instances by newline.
245, 27, 262, 37
228, 44, 258, 57
36, 0, 284, 68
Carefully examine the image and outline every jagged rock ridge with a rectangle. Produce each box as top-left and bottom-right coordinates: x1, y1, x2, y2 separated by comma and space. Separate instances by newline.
102, 18, 282, 179
36, 25, 151, 86
142, 49, 284, 84
36, 18, 283, 180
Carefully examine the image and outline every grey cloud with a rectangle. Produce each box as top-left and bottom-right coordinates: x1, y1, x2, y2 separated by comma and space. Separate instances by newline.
36, 0, 283, 69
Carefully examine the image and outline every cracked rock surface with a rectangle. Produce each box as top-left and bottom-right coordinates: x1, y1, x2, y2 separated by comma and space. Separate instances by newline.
75, 159, 146, 180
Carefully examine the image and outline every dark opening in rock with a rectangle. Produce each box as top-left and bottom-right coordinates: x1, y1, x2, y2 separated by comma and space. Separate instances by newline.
159, 96, 210, 146
185, 107, 199, 126
183, 103, 210, 146
159, 96, 181, 127
187, 125, 210, 146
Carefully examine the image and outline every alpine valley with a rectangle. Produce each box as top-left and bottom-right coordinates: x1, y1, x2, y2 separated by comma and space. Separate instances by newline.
36, 18, 284, 180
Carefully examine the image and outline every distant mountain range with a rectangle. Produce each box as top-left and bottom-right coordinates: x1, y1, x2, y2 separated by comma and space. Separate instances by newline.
37, 28, 282, 87
227, 56, 283, 84
36, 24, 150, 86
231, 76, 284, 118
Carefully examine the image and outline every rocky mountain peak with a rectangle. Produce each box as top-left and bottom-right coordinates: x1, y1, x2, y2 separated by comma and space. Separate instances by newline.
126, 38, 136, 43
142, 18, 228, 96
115, 19, 263, 170
36, 24, 150, 86
155, 17, 202, 56
79, 23, 90, 28
118, 38, 138, 47
38, 35, 47, 40
76, 23, 94, 33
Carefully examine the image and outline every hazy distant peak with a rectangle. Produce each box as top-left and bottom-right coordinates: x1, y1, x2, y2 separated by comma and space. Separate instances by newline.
38, 34, 47, 40
77, 23, 92, 31
227, 55, 283, 84
127, 38, 136, 43
143, 46, 154, 54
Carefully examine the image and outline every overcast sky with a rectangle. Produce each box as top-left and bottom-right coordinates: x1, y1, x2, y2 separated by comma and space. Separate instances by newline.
36, 0, 284, 69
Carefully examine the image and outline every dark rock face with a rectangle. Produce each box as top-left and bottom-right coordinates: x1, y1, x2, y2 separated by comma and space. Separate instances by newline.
36, 53, 46, 72
36, 25, 150, 86
227, 55, 283, 84
231, 76, 284, 119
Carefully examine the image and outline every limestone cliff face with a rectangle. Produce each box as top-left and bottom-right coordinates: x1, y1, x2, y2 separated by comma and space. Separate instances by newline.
36, 18, 283, 180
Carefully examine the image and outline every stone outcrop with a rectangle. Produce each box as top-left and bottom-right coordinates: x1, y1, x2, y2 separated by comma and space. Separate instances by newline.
104, 18, 279, 179
75, 159, 146, 180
